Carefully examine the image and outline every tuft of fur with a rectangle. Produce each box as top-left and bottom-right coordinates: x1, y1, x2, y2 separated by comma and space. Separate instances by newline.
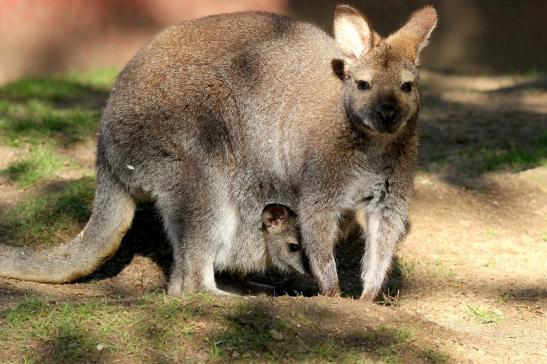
0, 6, 437, 299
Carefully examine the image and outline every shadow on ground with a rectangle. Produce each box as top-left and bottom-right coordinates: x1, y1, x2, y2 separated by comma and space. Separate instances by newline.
0, 78, 109, 108
418, 78, 547, 188
0, 291, 453, 363
0, 77, 109, 147
206, 299, 446, 362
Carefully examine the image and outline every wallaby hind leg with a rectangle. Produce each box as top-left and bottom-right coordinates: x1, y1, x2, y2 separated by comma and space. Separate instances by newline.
156, 195, 235, 296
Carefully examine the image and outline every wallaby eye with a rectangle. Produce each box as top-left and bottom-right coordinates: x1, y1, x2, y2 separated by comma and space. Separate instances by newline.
356, 80, 371, 91
401, 82, 413, 93
288, 243, 300, 252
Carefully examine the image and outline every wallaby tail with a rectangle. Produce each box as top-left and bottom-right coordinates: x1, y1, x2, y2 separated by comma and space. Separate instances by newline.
0, 168, 135, 283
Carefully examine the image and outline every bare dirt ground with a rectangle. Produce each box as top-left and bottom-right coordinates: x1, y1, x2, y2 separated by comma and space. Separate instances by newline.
0, 71, 545, 363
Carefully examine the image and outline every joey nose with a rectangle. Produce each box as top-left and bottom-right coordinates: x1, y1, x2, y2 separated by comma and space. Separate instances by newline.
375, 104, 398, 125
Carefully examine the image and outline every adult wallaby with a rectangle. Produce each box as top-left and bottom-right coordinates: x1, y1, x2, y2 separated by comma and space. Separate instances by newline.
0, 5, 437, 300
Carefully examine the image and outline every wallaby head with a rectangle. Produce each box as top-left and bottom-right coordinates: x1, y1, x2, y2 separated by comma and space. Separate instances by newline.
333, 5, 437, 135
262, 205, 307, 275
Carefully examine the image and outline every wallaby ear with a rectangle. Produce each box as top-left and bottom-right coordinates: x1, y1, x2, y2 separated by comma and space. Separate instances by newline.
333, 5, 374, 63
262, 205, 289, 230
387, 6, 438, 63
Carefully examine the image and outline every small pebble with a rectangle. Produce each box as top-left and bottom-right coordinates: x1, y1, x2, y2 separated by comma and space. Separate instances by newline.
268, 329, 283, 341
96, 344, 105, 351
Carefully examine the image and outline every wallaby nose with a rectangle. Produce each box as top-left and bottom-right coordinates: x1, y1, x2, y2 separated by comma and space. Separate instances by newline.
375, 103, 398, 125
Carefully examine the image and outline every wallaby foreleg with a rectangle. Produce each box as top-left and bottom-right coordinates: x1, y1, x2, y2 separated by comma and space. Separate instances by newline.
360, 207, 408, 301
299, 205, 340, 296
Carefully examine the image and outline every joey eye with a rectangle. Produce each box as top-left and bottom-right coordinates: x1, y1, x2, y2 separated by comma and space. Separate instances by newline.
401, 82, 413, 93
288, 243, 300, 252
356, 80, 371, 91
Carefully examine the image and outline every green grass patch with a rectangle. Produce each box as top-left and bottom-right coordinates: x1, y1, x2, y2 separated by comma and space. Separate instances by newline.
397, 257, 416, 281
422, 131, 547, 176
0, 99, 101, 147
65, 68, 119, 90
424, 346, 448, 363
0, 294, 450, 363
0, 69, 117, 148
209, 303, 425, 362
0, 293, 207, 363
391, 327, 416, 344
479, 133, 547, 171
1, 78, 98, 103
376, 346, 399, 364
0, 176, 95, 246
1, 145, 64, 187
209, 302, 288, 360
433, 256, 457, 281
466, 304, 502, 324
0, 69, 116, 101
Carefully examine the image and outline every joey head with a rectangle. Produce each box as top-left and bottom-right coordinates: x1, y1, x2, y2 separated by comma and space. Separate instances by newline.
262, 204, 306, 275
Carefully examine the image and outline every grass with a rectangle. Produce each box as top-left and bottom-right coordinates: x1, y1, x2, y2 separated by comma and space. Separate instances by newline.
466, 304, 502, 324
1, 145, 65, 187
0, 69, 116, 101
397, 256, 416, 281
0, 176, 95, 246
0, 294, 452, 363
371, 326, 419, 364
204, 301, 436, 363
0, 70, 114, 247
209, 303, 291, 361
425, 131, 547, 176
0, 69, 115, 148
424, 346, 448, 363
433, 256, 457, 281
391, 327, 416, 344
0, 98, 101, 147
0, 294, 206, 363
479, 133, 547, 171
497, 291, 515, 305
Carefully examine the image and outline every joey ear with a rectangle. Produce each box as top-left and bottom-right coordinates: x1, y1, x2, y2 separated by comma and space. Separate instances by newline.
333, 5, 374, 63
387, 6, 438, 63
262, 205, 289, 229
331, 59, 346, 81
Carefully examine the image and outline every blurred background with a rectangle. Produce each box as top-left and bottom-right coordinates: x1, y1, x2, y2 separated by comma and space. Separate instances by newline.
1, 0, 546, 83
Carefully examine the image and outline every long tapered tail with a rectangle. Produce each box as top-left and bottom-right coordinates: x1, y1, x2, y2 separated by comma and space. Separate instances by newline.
0, 168, 135, 283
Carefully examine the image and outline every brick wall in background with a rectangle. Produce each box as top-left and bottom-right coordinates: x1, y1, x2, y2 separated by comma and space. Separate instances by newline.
0, 0, 545, 83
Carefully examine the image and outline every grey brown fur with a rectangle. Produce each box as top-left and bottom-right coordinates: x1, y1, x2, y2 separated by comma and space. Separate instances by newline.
0, 5, 437, 300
